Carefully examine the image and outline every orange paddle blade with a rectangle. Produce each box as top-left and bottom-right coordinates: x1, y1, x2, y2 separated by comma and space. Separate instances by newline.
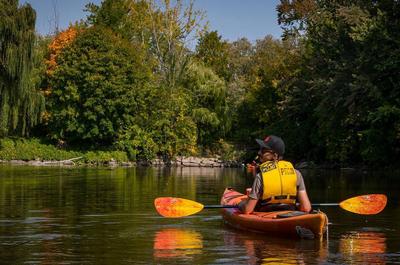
339, 194, 387, 215
154, 197, 204, 218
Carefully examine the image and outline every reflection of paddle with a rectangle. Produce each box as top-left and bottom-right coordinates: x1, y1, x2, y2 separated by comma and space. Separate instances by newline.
339, 231, 387, 265
154, 229, 203, 258
154, 194, 387, 218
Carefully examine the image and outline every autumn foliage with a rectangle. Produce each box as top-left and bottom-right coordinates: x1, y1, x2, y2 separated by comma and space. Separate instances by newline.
45, 26, 79, 77
41, 26, 80, 123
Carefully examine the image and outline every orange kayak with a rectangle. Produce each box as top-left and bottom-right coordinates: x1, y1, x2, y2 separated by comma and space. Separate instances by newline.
220, 188, 328, 239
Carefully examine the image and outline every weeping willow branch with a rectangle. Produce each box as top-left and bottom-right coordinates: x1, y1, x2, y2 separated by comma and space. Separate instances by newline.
0, 0, 45, 136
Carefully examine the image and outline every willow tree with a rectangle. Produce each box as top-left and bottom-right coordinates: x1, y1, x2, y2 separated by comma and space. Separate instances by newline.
0, 0, 44, 136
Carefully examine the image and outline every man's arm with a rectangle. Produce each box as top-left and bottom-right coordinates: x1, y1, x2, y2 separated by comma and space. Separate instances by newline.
296, 170, 311, 212
238, 197, 258, 214
297, 190, 311, 212
238, 173, 262, 214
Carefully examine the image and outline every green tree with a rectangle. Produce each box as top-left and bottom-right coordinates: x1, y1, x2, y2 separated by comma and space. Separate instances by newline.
223, 38, 255, 140
146, 0, 206, 88
86, 0, 206, 89
150, 87, 198, 158
183, 63, 228, 148
0, 0, 44, 136
195, 31, 231, 81
85, 0, 206, 160
277, 0, 400, 165
115, 83, 198, 160
227, 38, 254, 81
232, 36, 292, 143
86, 0, 154, 47
85, 0, 129, 33
46, 26, 153, 148
277, 0, 317, 40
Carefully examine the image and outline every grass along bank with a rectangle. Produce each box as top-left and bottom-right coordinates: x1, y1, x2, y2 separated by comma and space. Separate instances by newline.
0, 138, 128, 166
0, 138, 244, 167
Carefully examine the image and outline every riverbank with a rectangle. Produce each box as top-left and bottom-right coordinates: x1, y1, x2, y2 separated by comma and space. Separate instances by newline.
0, 137, 244, 168
0, 156, 243, 168
2, 137, 381, 170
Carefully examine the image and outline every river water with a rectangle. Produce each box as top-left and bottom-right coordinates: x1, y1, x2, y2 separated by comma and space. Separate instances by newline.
0, 165, 399, 264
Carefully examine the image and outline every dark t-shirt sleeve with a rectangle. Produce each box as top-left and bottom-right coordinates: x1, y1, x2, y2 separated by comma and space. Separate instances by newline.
296, 169, 306, 191
248, 173, 262, 200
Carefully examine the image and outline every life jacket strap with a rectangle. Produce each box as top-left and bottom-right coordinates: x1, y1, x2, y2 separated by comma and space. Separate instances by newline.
263, 195, 297, 203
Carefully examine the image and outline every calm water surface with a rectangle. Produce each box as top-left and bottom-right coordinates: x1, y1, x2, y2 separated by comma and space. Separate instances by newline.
0, 165, 399, 264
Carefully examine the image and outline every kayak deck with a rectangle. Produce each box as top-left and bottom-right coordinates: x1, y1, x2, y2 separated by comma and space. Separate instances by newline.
220, 188, 328, 239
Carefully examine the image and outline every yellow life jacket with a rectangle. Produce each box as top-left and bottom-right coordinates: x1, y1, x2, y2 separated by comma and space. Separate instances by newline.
260, 160, 297, 205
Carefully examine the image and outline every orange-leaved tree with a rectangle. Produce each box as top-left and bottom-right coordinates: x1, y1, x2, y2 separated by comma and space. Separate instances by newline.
42, 26, 80, 124
45, 26, 80, 78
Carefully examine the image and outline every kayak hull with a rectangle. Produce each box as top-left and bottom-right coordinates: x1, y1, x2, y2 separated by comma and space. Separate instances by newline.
220, 188, 328, 239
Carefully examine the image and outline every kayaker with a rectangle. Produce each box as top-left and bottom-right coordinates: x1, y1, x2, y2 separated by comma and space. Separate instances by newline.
238, 135, 312, 214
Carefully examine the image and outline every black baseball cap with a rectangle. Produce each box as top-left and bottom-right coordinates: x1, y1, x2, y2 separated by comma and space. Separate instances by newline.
256, 135, 285, 156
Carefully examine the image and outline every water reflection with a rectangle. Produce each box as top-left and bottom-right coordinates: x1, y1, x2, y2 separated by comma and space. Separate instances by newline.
153, 228, 203, 259
223, 230, 328, 265
339, 231, 387, 264
0, 165, 398, 264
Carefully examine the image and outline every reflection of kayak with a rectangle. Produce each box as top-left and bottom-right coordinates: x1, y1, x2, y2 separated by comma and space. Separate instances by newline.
220, 188, 328, 239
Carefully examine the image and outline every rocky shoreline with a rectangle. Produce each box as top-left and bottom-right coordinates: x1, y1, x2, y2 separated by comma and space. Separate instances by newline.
0, 158, 374, 171
0, 156, 244, 168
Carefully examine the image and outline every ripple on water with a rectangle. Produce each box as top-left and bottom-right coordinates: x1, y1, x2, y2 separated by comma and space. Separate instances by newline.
201, 215, 222, 221
22, 217, 61, 224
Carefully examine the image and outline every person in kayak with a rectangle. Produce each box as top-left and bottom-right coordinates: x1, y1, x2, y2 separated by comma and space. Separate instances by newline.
238, 135, 312, 214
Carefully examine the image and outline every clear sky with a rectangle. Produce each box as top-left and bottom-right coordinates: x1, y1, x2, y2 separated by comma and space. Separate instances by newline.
20, 0, 283, 42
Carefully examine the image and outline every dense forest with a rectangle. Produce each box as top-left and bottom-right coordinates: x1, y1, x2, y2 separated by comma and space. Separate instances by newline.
0, 0, 399, 167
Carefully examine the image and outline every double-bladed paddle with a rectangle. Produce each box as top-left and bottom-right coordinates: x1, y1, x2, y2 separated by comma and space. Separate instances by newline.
154, 194, 387, 218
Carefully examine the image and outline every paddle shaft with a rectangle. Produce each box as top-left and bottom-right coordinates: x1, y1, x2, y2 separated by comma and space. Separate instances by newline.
312, 203, 339, 206
204, 205, 237, 209
155, 193, 387, 217
204, 203, 339, 209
